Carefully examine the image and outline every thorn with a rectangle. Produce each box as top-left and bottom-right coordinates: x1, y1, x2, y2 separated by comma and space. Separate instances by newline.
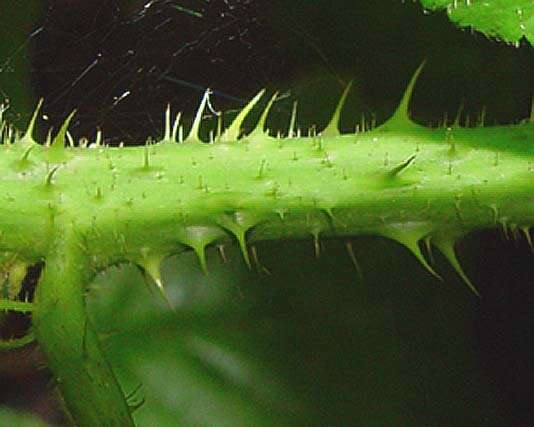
322, 80, 353, 137
323, 207, 346, 228
251, 245, 271, 275
431, 235, 481, 297
184, 89, 211, 144
379, 60, 426, 131
214, 111, 223, 142
51, 110, 76, 152
170, 111, 182, 143
191, 243, 209, 274
20, 98, 43, 146
216, 213, 260, 269
400, 237, 441, 280
387, 154, 417, 178
345, 241, 363, 278
423, 235, 435, 265
44, 165, 61, 186
217, 244, 228, 263
521, 226, 533, 251
20, 144, 35, 162
45, 128, 52, 147
249, 91, 278, 139
177, 226, 226, 273
288, 100, 298, 138
221, 89, 266, 142
138, 250, 173, 308
66, 131, 74, 147
95, 128, 102, 147
380, 223, 441, 280
236, 229, 251, 268
163, 103, 172, 141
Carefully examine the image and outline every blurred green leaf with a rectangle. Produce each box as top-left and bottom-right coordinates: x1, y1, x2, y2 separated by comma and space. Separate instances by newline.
88, 247, 312, 426
0, 407, 51, 427
87, 237, 504, 426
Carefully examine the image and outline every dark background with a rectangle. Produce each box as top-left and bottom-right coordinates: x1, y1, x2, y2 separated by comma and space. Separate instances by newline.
1, 1, 534, 426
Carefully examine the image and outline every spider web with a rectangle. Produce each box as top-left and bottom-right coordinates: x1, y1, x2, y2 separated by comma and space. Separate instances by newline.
1, 0, 299, 145
1, 0, 533, 147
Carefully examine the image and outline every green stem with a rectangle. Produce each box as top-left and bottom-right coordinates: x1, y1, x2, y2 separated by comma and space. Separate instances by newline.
32, 229, 134, 427
1, 78, 534, 424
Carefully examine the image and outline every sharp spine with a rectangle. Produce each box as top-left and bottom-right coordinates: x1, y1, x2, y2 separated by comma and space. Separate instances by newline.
221, 89, 266, 142
322, 80, 353, 137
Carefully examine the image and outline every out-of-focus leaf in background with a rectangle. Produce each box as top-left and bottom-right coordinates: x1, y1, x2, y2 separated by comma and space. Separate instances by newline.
420, 0, 534, 44
0, 407, 51, 427
88, 237, 509, 426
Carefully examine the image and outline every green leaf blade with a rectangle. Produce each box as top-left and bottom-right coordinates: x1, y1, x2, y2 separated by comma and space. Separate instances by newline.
420, 0, 534, 44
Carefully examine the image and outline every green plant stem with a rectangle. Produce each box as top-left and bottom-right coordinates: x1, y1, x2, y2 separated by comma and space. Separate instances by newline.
32, 229, 134, 427
1, 84, 534, 425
